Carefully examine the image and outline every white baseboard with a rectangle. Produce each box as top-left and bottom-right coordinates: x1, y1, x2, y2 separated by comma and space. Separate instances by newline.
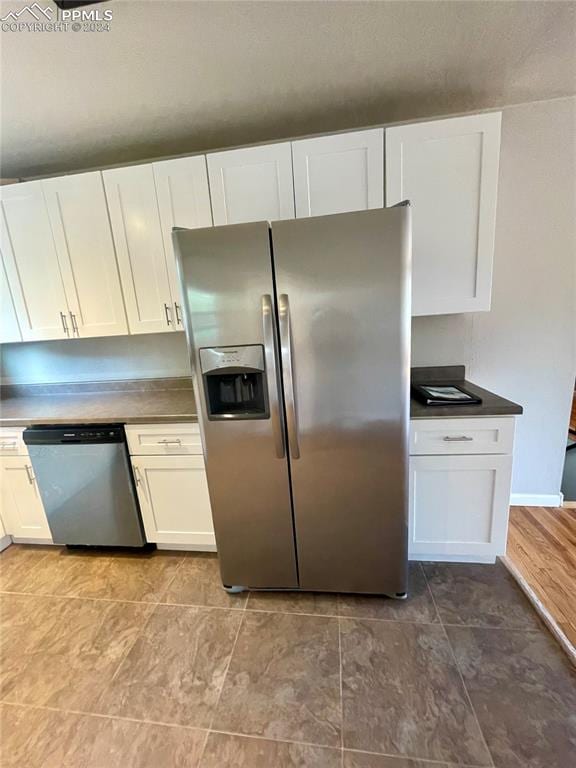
409, 553, 496, 564
157, 543, 217, 552
510, 493, 563, 507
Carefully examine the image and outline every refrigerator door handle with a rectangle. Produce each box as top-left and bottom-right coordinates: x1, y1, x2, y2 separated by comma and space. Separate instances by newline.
262, 294, 286, 459
278, 293, 300, 460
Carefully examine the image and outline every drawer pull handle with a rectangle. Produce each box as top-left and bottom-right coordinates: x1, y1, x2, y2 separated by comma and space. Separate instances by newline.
0, 440, 17, 448
443, 435, 474, 442
157, 439, 182, 445
25, 465, 35, 485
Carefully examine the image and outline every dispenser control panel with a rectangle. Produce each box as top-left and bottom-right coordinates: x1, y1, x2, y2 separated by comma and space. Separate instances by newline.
200, 345, 265, 374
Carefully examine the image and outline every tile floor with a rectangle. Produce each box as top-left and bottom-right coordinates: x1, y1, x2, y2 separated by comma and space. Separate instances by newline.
0, 546, 574, 768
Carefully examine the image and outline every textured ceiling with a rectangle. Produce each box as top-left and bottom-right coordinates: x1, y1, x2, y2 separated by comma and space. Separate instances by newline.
1, 0, 575, 178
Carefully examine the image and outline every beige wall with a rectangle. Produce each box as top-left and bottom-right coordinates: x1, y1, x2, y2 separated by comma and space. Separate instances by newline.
2, 97, 574, 498
413, 96, 576, 498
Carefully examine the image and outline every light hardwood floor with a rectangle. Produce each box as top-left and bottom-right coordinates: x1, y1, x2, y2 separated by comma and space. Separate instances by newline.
507, 505, 576, 650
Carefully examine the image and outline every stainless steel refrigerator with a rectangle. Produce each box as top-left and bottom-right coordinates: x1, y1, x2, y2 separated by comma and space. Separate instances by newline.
173, 206, 411, 596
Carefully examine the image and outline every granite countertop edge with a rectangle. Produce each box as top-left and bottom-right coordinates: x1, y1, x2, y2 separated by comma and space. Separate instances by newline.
0, 413, 199, 428
0, 369, 523, 428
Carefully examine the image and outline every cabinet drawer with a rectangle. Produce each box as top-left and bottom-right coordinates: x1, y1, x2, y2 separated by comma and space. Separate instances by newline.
125, 423, 203, 456
0, 427, 27, 456
409, 417, 514, 455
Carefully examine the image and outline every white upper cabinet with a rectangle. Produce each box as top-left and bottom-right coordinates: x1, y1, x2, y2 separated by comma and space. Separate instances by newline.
152, 156, 213, 328
207, 143, 295, 225
292, 129, 384, 217
0, 254, 22, 344
0, 181, 70, 341
386, 112, 501, 316
43, 172, 128, 338
103, 164, 174, 334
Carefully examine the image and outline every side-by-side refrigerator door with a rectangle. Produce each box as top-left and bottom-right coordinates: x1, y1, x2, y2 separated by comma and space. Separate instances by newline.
173, 222, 298, 589
271, 207, 411, 595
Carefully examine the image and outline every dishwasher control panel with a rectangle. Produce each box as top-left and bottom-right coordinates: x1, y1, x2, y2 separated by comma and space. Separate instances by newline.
23, 424, 126, 445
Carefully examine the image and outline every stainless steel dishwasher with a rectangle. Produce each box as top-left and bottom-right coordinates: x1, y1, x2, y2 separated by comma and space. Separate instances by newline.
23, 424, 146, 547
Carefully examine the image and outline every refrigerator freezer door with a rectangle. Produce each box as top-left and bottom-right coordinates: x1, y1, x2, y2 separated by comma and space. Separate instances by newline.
271, 207, 411, 594
174, 222, 298, 589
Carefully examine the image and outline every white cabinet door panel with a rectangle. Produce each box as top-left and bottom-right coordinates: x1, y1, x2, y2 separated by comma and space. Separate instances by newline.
43, 172, 128, 338
132, 455, 214, 547
386, 112, 501, 316
293, 129, 384, 217
153, 156, 213, 327
0, 254, 22, 343
207, 143, 295, 225
409, 453, 512, 560
0, 182, 69, 341
103, 165, 173, 335
0, 456, 52, 541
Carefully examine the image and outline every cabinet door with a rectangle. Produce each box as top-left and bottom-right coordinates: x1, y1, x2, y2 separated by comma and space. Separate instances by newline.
0, 456, 52, 541
132, 455, 214, 548
293, 129, 384, 217
153, 156, 213, 328
43, 172, 128, 338
409, 453, 512, 561
386, 112, 501, 316
103, 165, 173, 334
0, 253, 22, 343
0, 182, 70, 341
207, 143, 295, 225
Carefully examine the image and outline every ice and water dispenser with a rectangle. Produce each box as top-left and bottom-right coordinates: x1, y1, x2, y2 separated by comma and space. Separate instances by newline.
199, 346, 269, 420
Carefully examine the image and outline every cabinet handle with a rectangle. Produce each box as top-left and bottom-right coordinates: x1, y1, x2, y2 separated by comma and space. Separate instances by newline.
60, 311, 70, 337
0, 440, 17, 449
157, 438, 181, 445
69, 312, 79, 337
164, 303, 173, 326
25, 465, 35, 485
443, 435, 474, 442
174, 302, 182, 325
133, 465, 141, 486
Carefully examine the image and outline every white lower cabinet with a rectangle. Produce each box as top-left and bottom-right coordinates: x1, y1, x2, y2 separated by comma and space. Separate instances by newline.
131, 455, 214, 548
408, 417, 515, 562
126, 424, 214, 549
0, 456, 52, 541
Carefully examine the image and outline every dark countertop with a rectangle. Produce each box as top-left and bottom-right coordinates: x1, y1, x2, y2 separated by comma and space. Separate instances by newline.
0, 378, 198, 427
410, 366, 523, 419
0, 367, 522, 427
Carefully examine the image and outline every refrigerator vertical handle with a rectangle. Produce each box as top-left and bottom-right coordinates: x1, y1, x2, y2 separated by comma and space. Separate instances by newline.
262, 294, 286, 459
278, 294, 300, 460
